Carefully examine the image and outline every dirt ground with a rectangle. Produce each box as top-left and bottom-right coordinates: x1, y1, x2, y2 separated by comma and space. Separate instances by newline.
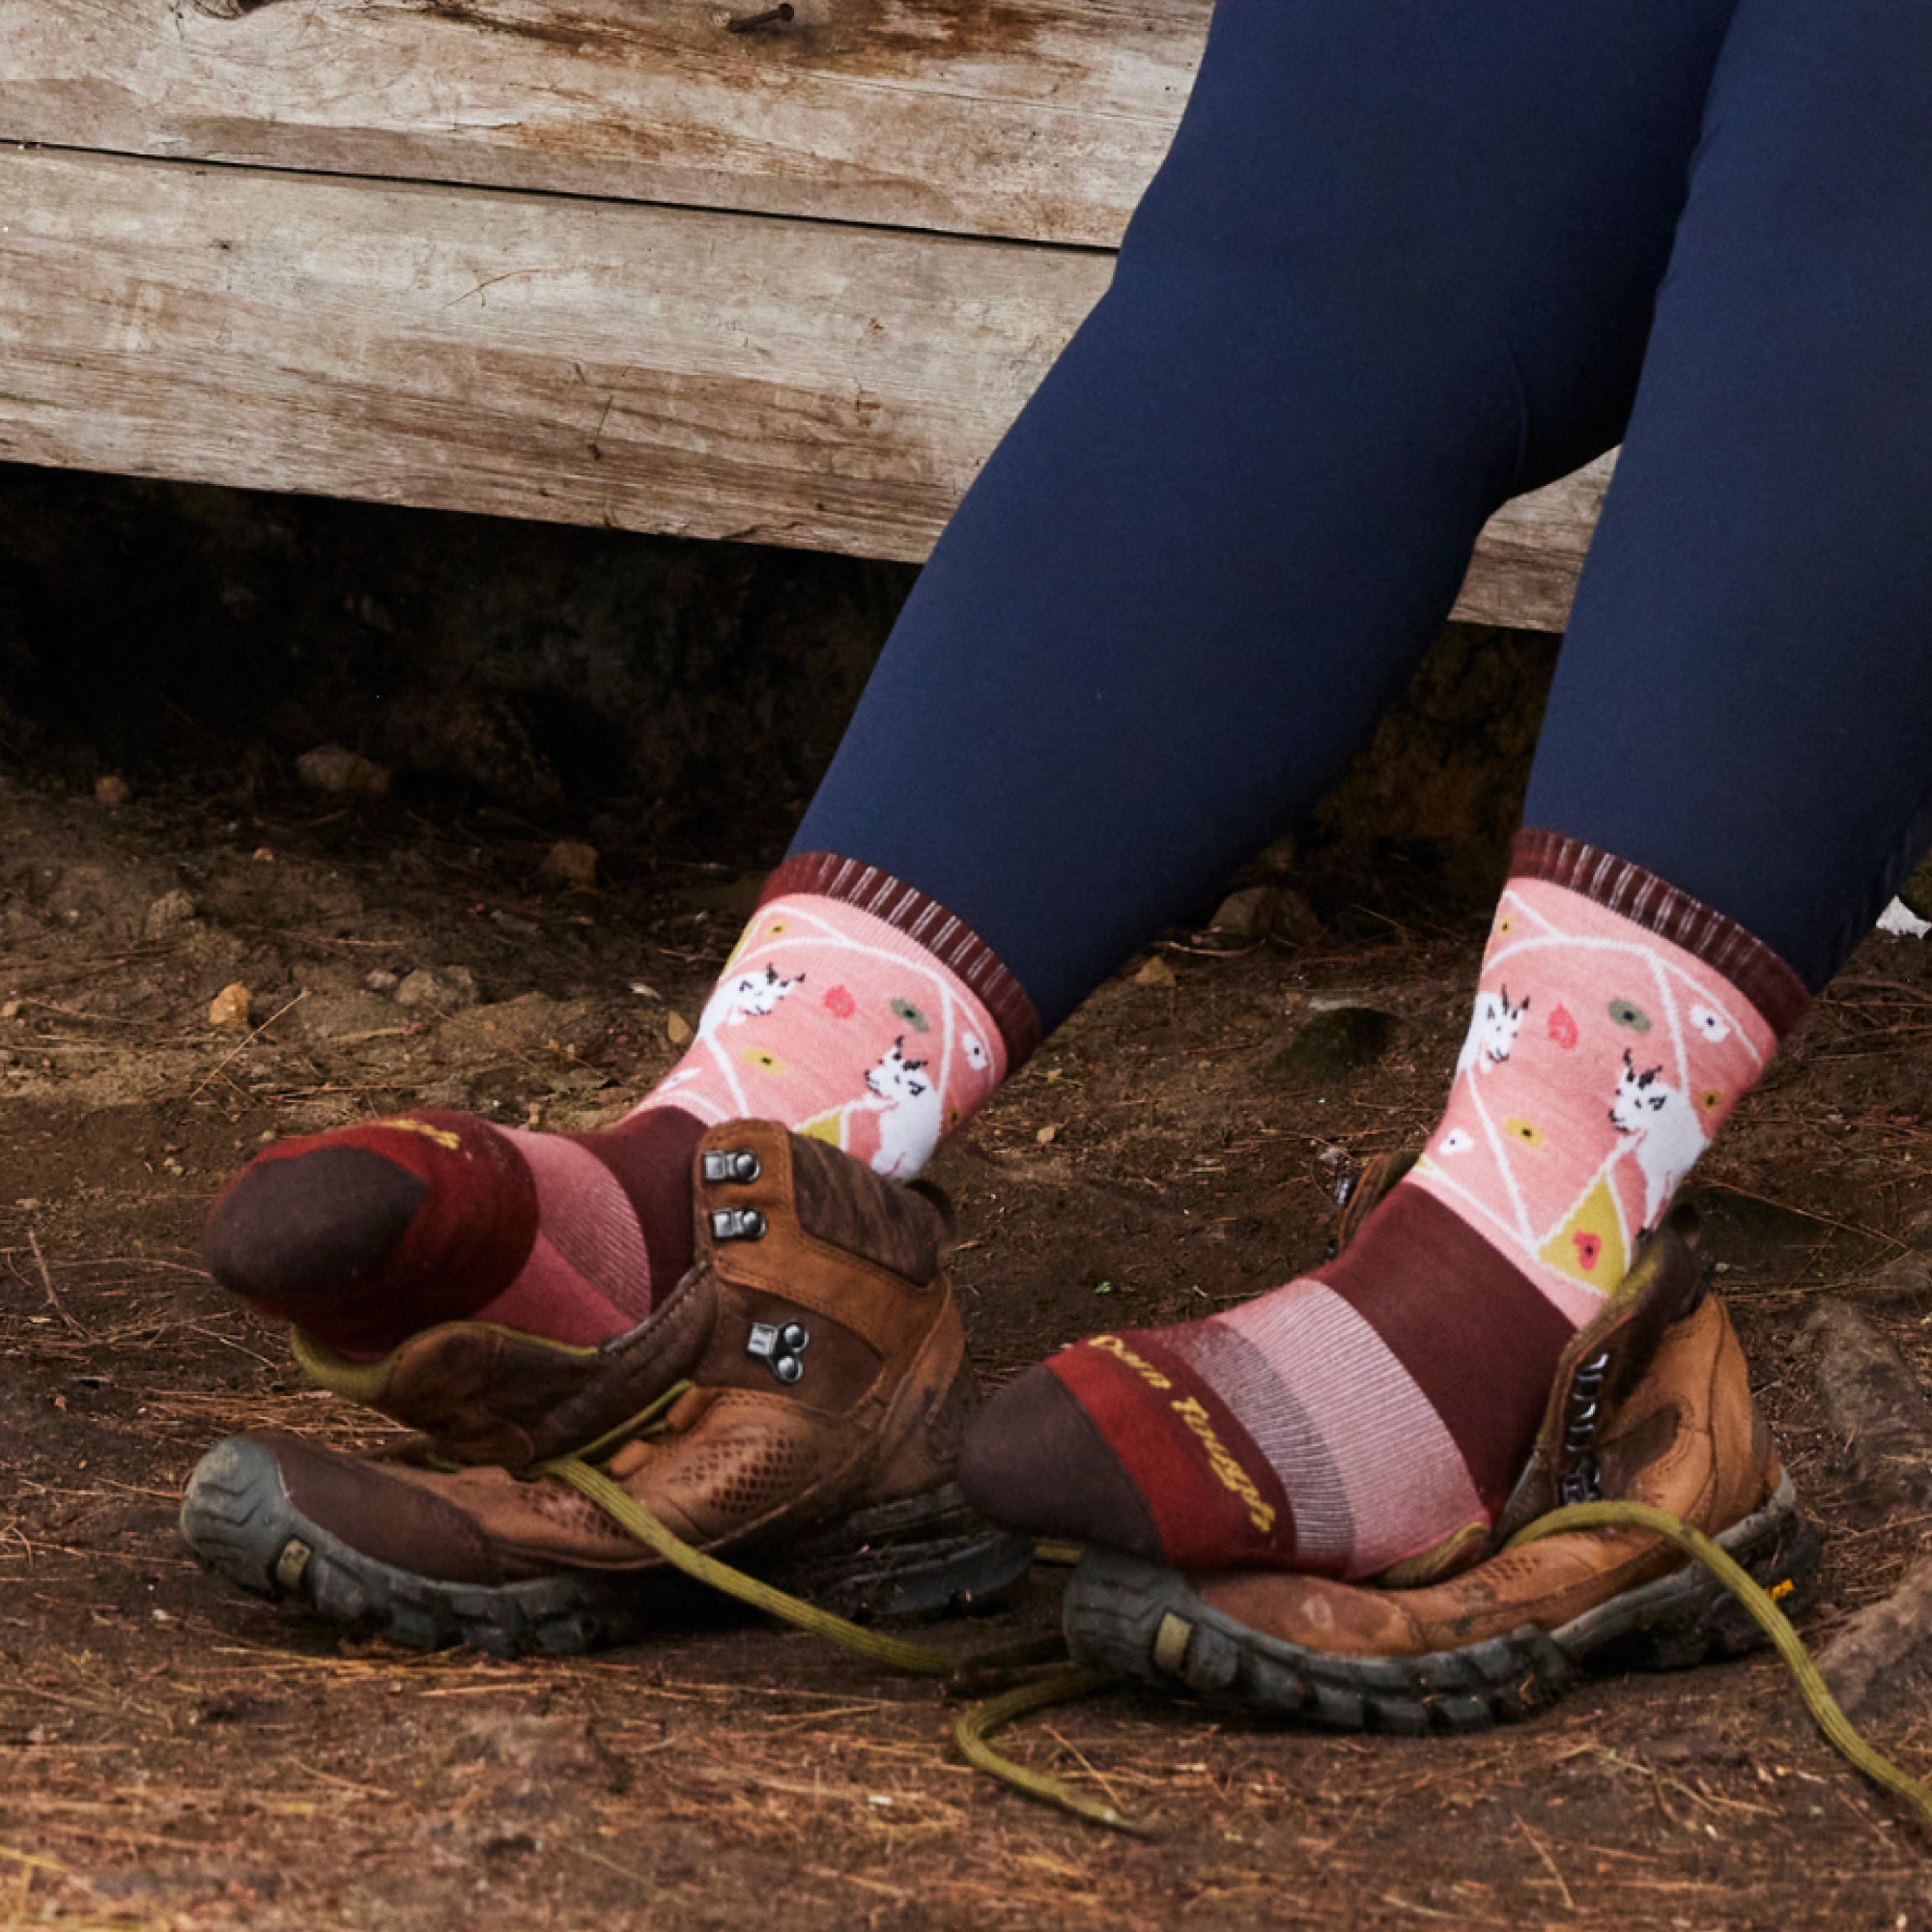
5, 494, 1932, 1928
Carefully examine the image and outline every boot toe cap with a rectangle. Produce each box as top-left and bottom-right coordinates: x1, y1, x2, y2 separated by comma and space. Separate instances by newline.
185, 1430, 509, 1588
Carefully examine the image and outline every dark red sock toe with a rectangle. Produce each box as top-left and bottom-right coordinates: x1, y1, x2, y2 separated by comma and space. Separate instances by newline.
960, 1364, 1163, 1559
203, 1113, 542, 1351
205, 1106, 709, 1357
202, 1146, 426, 1305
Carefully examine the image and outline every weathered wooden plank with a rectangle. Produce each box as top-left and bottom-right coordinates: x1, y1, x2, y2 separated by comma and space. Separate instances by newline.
0, 147, 1117, 558
0, 0, 1208, 250
1450, 456, 1610, 633
0, 148, 1598, 627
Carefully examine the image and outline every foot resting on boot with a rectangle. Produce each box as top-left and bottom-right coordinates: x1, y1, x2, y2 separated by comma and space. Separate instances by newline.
1057, 1235, 1820, 1729
182, 1120, 1034, 1653
203, 859, 1029, 1363
962, 835, 1807, 1581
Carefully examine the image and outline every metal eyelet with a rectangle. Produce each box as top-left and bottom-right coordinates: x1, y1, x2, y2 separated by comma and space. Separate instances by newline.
1558, 1455, 1603, 1506
747, 1319, 810, 1384
709, 1207, 767, 1241
702, 1149, 762, 1185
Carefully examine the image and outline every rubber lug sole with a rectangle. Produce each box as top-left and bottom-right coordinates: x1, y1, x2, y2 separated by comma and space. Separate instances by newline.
1061, 1472, 1819, 1736
180, 1435, 1034, 1658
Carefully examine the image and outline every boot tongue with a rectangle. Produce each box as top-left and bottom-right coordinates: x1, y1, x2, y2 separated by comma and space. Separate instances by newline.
1493, 1213, 1707, 1545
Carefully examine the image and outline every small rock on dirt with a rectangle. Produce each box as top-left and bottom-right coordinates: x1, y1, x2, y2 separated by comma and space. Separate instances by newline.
94, 774, 130, 807
1209, 886, 1275, 941
1646, 1724, 1748, 1768
1267, 1007, 1396, 1084
362, 968, 399, 993
539, 840, 598, 889
1835, 1250, 1932, 1312
1131, 955, 1178, 988
208, 982, 252, 1030
296, 744, 391, 797
1208, 884, 1322, 946
1819, 1549, 1932, 1720
457, 1714, 626, 1797
666, 1011, 692, 1044
395, 965, 478, 1012
293, 992, 403, 1043
143, 889, 198, 939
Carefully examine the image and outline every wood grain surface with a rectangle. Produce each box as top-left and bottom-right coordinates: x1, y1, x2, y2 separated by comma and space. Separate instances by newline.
0, 0, 1208, 249
0, 147, 1117, 558
0, 146, 1603, 624
1453, 456, 1609, 633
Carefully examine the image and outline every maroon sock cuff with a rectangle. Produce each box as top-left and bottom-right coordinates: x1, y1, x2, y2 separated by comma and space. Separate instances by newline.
585, 1104, 705, 1305
1512, 829, 1810, 1039
759, 852, 1042, 1069
1048, 1336, 1302, 1569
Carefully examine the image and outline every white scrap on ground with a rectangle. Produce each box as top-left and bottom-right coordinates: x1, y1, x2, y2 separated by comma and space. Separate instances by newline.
1878, 896, 1932, 939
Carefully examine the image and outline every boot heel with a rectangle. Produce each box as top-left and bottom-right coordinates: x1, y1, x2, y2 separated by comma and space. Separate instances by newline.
770, 1485, 1035, 1620
1702, 1509, 1823, 1661
1605, 1483, 1822, 1674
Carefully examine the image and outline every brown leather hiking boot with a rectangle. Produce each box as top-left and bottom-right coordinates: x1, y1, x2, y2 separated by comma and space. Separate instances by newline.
1061, 1222, 1820, 1732
179, 1120, 1031, 1654
263, 1116, 963, 1472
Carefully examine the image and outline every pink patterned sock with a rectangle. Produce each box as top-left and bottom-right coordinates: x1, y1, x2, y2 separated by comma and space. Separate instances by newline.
639, 886, 1010, 1179
963, 836, 1807, 1580
1404, 867, 1782, 1319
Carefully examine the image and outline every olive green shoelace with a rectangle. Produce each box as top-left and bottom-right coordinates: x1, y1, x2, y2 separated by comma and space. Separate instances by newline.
1509, 1501, 1932, 1831
539, 1456, 1136, 1828
543, 1455, 1932, 1837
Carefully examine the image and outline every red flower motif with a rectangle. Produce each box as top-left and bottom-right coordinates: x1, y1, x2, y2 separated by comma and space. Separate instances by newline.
1572, 1231, 1602, 1270
1548, 1004, 1579, 1050
822, 984, 856, 1019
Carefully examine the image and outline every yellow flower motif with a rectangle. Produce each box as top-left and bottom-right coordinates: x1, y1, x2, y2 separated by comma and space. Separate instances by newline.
1496, 916, 1515, 936
1701, 1088, 1725, 1113
741, 1047, 785, 1075
767, 919, 788, 935
1503, 1116, 1546, 1150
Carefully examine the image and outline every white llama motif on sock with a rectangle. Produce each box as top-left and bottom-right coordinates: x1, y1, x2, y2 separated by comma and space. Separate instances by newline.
698, 963, 804, 1037
1456, 985, 1529, 1078
1609, 1048, 1709, 1231
864, 1037, 944, 1179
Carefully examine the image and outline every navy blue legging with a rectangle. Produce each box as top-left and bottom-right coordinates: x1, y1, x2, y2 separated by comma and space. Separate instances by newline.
797, 0, 1932, 1031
